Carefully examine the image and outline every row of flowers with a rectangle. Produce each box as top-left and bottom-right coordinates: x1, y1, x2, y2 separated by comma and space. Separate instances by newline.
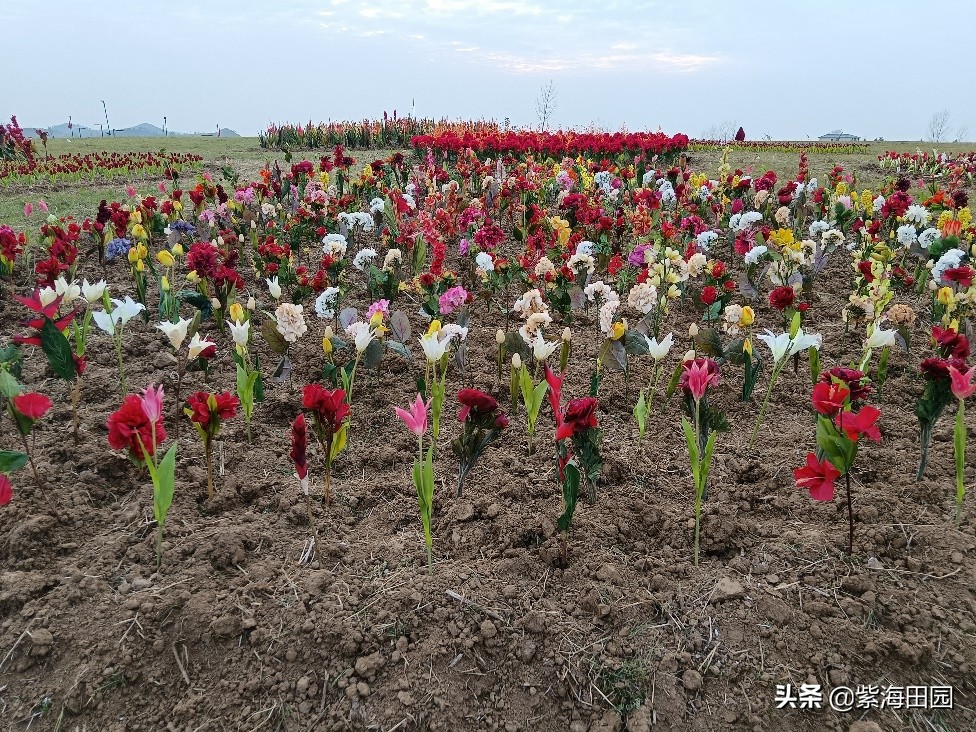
410, 130, 690, 158
1, 138, 975, 570
690, 140, 868, 153
259, 116, 503, 150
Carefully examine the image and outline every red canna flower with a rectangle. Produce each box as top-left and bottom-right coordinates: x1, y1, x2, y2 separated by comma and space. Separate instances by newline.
302, 385, 349, 438
811, 381, 849, 417
555, 397, 599, 441
290, 413, 308, 482
107, 394, 166, 462
819, 367, 871, 404
12, 393, 53, 421
457, 388, 498, 422
834, 406, 881, 442
794, 452, 841, 501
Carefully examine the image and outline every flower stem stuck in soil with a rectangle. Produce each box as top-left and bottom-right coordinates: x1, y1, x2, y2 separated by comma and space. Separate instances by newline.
845, 472, 854, 555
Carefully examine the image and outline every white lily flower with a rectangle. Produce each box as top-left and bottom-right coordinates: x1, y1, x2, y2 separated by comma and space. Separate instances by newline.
789, 328, 822, 356
644, 332, 674, 361
188, 333, 215, 359
158, 317, 191, 350
82, 279, 107, 303
419, 331, 451, 362
759, 328, 821, 363
92, 309, 116, 336
440, 324, 469, 342
55, 276, 81, 305
111, 297, 145, 326
345, 321, 375, 353
866, 326, 896, 349
228, 319, 250, 348
266, 276, 282, 300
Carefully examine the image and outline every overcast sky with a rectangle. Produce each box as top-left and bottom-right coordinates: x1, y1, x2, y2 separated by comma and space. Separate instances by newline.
3, 0, 973, 141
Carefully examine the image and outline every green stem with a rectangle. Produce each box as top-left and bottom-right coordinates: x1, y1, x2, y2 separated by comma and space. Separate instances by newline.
749, 361, 782, 447
115, 332, 127, 396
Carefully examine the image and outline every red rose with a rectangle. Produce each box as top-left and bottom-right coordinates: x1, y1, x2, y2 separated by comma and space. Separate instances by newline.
797, 302, 810, 312
457, 388, 498, 422
711, 261, 726, 278
768, 286, 795, 310
700, 286, 717, 306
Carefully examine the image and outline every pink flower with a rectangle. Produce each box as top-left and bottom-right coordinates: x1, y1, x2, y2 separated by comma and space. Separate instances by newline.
394, 393, 428, 436
140, 384, 165, 423
23, 202, 33, 218
682, 358, 720, 402
158, 182, 168, 193
438, 286, 469, 315
0, 474, 11, 506
366, 299, 390, 320
949, 364, 976, 400
126, 186, 137, 198
37, 199, 48, 214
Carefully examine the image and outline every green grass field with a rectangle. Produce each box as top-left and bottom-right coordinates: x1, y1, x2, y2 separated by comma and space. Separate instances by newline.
2, 137, 972, 225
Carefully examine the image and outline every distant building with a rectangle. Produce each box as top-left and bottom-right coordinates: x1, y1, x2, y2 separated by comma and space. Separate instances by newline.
818, 129, 861, 141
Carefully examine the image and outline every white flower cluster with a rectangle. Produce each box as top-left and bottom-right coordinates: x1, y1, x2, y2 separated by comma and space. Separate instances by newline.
696, 230, 718, 252
534, 256, 555, 277
353, 248, 378, 271
584, 280, 621, 335
369, 197, 386, 214
339, 211, 375, 232
627, 281, 658, 314
744, 245, 769, 266
275, 303, 308, 343
933, 248, 966, 284
904, 204, 930, 226
476, 252, 495, 273
383, 249, 402, 271
512, 288, 553, 348
896, 224, 917, 246
730, 211, 763, 232
314, 287, 340, 319
918, 227, 941, 249
322, 233, 348, 257
593, 170, 613, 195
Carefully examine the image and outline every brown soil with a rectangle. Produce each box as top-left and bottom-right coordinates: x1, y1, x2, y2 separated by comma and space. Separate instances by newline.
0, 221, 974, 732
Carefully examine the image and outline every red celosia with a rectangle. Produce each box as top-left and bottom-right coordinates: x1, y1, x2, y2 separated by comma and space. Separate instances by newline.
291, 413, 308, 482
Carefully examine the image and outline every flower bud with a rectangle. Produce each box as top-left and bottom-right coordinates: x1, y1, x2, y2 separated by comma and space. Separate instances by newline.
229, 302, 245, 324
683, 349, 696, 362
246, 296, 256, 311
161, 275, 170, 292
512, 353, 522, 369
172, 243, 184, 256
156, 250, 175, 267
210, 297, 222, 310
562, 327, 571, 342
688, 323, 699, 338
495, 329, 505, 345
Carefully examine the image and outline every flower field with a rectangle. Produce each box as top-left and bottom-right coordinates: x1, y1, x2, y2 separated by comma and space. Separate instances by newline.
0, 130, 974, 732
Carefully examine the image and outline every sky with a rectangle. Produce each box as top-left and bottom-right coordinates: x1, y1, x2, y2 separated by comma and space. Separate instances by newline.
3, 0, 974, 141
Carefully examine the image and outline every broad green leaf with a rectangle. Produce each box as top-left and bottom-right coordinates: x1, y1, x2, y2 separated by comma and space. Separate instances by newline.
0, 369, 23, 398
152, 443, 178, 528
386, 341, 412, 359
260, 319, 289, 355
0, 450, 29, 473
330, 422, 349, 462
556, 462, 581, 533
360, 338, 384, 369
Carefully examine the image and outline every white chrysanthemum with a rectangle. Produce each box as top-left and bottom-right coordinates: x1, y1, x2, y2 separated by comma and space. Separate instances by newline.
576, 240, 595, 256
476, 252, 494, 273
775, 206, 791, 227
567, 251, 595, 275
744, 245, 768, 266
687, 253, 708, 278
584, 280, 619, 304
822, 229, 845, 247
322, 233, 348, 257
872, 195, 885, 213
369, 197, 386, 214
904, 204, 930, 226
275, 303, 307, 343
627, 281, 658, 314
314, 287, 340, 319
353, 248, 378, 271
261, 202, 277, 218
896, 224, 917, 246
722, 304, 743, 335
534, 256, 555, 277
918, 227, 941, 250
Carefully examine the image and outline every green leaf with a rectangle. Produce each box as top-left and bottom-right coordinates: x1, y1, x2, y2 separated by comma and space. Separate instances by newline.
665, 362, 683, 398
360, 338, 384, 369
556, 462, 581, 533
330, 422, 349, 462
694, 327, 725, 359
605, 340, 627, 373
0, 370, 23, 399
0, 450, 29, 473
40, 317, 78, 382
151, 443, 178, 528
386, 341, 412, 360
633, 390, 648, 439
623, 330, 650, 356
261, 319, 289, 355
808, 345, 820, 387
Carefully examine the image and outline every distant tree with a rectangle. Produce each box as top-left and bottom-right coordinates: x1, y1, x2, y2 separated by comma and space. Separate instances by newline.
535, 79, 558, 131
955, 124, 970, 143
927, 109, 952, 142
701, 120, 739, 142
734, 126, 746, 142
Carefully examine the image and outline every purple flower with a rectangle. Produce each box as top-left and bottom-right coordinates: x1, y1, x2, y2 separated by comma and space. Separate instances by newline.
458, 238, 470, 256
366, 299, 390, 319
628, 243, 651, 267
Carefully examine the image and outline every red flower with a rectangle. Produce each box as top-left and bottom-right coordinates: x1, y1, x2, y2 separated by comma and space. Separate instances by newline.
943, 266, 975, 288
555, 397, 599, 440
107, 394, 166, 462
12, 393, 53, 421
302, 385, 349, 439
768, 286, 795, 310
819, 367, 871, 404
932, 326, 970, 359
457, 388, 498, 422
700, 285, 717, 306
794, 452, 841, 501
186, 391, 239, 432
679, 358, 721, 398
811, 381, 849, 417
0, 474, 11, 506
290, 413, 308, 481
607, 254, 624, 276
856, 260, 875, 283
834, 406, 881, 442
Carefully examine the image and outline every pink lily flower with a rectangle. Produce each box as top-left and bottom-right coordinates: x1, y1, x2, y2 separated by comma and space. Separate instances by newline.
949, 364, 976, 400
684, 359, 719, 402
37, 199, 48, 214
394, 394, 429, 436
24, 202, 33, 218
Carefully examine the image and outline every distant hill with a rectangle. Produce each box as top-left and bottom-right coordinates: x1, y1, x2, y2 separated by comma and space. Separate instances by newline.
24, 123, 240, 139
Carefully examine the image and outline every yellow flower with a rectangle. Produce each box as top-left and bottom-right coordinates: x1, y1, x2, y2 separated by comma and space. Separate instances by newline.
130, 210, 143, 224
938, 286, 954, 306
161, 275, 170, 291
835, 182, 848, 196
135, 259, 145, 272
768, 228, 796, 250
739, 306, 755, 327
426, 319, 442, 337
610, 321, 627, 341
859, 190, 873, 211
157, 250, 175, 267
550, 216, 571, 247
369, 311, 385, 328
187, 270, 200, 284
130, 224, 148, 241
959, 207, 972, 228
229, 302, 245, 324
172, 243, 184, 256
743, 337, 753, 356
319, 171, 330, 186
322, 336, 333, 355
172, 200, 184, 214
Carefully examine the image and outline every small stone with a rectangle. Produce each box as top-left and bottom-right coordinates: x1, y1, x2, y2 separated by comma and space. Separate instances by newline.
354, 651, 384, 679
356, 682, 370, 697
285, 649, 298, 662
711, 577, 745, 602
849, 722, 883, 732
455, 501, 476, 522
682, 669, 703, 692
154, 351, 178, 370
28, 628, 54, 656
828, 668, 848, 687
296, 676, 310, 695
397, 691, 414, 706
131, 578, 151, 591
515, 641, 537, 663
480, 620, 498, 639
866, 557, 884, 570
949, 551, 964, 565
